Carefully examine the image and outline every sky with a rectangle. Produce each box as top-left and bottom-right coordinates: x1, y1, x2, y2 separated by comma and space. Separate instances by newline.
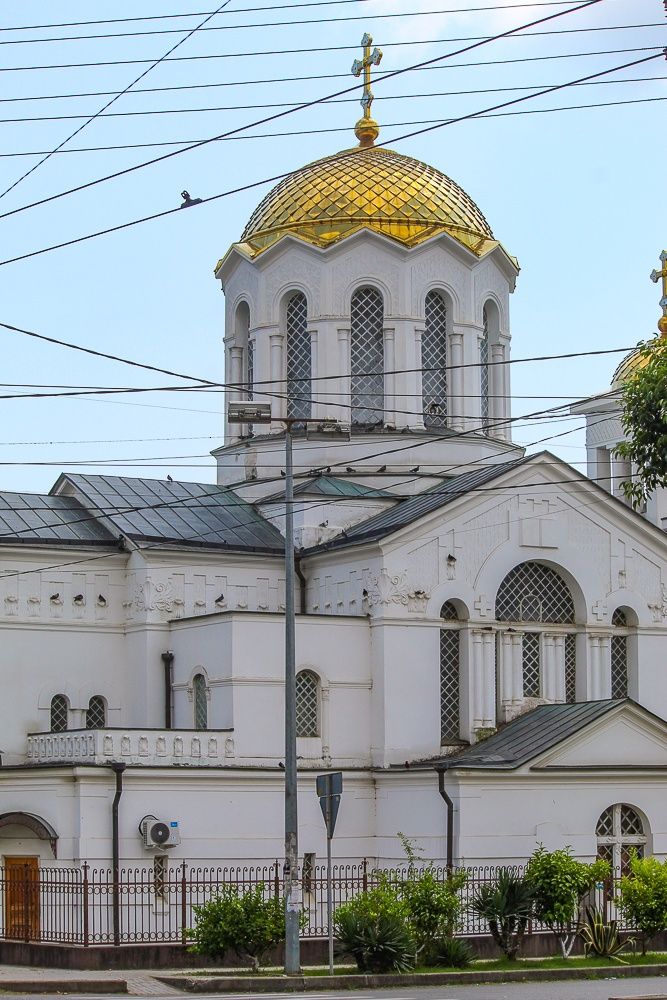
0, 0, 664, 494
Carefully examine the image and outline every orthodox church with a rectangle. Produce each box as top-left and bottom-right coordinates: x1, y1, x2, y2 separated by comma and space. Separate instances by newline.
1, 44, 667, 882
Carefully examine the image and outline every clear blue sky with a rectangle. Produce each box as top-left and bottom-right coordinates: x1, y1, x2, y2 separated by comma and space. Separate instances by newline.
0, 0, 664, 493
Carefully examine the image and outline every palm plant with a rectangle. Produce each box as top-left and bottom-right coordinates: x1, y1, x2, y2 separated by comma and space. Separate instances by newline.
471, 868, 534, 960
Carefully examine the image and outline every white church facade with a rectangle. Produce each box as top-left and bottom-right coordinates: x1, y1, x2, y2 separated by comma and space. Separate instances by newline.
2, 93, 667, 882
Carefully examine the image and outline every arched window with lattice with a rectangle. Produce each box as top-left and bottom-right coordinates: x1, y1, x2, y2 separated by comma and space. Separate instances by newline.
423, 291, 448, 429
480, 306, 489, 432
597, 804, 647, 873
286, 292, 311, 421
440, 601, 460, 743
86, 695, 106, 730
296, 669, 320, 738
193, 673, 208, 731
50, 694, 69, 733
351, 287, 384, 426
611, 608, 629, 699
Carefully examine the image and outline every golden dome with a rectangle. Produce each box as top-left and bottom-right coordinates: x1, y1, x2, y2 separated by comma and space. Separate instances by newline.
611, 349, 651, 389
236, 145, 503, 259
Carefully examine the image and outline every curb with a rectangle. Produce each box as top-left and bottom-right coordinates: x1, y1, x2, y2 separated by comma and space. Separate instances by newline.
157, 964, 667, 993
0, 980, 128, 995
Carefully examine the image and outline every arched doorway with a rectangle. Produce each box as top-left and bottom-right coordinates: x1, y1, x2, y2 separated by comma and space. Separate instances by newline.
0, 812, 58, 941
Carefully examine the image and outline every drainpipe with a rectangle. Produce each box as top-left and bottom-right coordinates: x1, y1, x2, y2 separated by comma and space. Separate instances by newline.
110, 762, 126, 947
437, 768, 454, 874
161, 651, 174, 729
294, 555, 307, 615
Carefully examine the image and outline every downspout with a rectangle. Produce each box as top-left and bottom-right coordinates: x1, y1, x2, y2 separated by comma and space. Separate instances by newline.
161, 651, 174, 729
111, 762, 126, 947
437, 767, 454, 875
295, 555, 307, 615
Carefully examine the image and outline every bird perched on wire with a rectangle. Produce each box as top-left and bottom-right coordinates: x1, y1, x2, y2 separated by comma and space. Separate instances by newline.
180, 190, 202, 208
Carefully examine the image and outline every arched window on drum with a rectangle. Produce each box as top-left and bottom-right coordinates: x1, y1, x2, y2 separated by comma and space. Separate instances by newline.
422, 291, 448, 429
286, 292, 311, 422
350, 287, 384, 426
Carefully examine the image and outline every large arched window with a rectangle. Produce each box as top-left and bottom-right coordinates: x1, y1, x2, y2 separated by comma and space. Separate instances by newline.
296, 670, 320, 738
351, 287, 384, 426
50, 694, 69, 733
422, 291, 448, 429
496, 562, 576, 703
193, 673, 208, 731
597, 804, 647, 873
611, 608, 629, 699
286, 292, 311, 421
480, 306, 489, 432
440, 601, 460, 743
86, 695, 106, 730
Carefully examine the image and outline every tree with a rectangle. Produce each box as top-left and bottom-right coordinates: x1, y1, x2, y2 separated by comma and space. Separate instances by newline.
188, 883, 285, 970
618, 853, 667, 954
616, 337, 667, 509
470, 868, 534, 961
524, 846, 609, 958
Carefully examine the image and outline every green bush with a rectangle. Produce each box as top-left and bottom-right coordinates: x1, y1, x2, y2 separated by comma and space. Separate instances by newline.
618, 853, 667, 954
333, 886, 416, 973
188, 883, 285, 970
435, 935, 474, 968
525, 846, 609, 958
471, 868, 534, 961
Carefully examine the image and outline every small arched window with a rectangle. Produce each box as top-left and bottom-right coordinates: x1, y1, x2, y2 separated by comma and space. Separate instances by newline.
50, 694, 69, 733
440, 602, 460, 743
86, 695, 106, 730
296, 670, 319, 738
422, 291, 448, 429
597, 804, 647, 873
286, 292, 311, 421
480, 306, 489, 431
193, 673, 208, 731
611, 608, 629, 700
351, 287, 384, 426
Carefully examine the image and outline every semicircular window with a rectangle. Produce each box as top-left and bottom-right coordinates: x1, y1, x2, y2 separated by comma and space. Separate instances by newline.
496, 562, 575, 624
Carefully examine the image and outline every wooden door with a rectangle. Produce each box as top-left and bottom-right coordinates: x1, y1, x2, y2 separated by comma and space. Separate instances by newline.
4, 856, 40, 940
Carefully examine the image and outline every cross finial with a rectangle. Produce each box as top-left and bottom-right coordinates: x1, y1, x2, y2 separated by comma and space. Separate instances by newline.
650, 249, 667, 338
351, 33, 383, 147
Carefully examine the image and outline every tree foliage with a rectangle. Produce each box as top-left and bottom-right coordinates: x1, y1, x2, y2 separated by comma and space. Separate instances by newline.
616, 338, 667, 508
525, 846, 609, 958
333, 885, 416, 973
188, 883, 285, 970
618, 853, 667, 954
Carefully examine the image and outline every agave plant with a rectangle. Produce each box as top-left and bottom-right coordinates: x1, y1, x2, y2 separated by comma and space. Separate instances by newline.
470, 868, 534, 960
579, 906, 634, 962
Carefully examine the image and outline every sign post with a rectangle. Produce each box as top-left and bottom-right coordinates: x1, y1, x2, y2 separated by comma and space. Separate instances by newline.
316, 772, 342, 975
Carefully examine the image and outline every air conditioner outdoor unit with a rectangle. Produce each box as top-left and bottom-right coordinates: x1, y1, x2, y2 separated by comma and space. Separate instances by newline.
139, 814, 181, 849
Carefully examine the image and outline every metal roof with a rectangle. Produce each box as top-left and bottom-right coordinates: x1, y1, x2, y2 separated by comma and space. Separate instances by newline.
442, 700, 623, 771
305, 456, 530, 551
0, 492, 115, 545
57, 475, 285, 553
261, 475, 396, 503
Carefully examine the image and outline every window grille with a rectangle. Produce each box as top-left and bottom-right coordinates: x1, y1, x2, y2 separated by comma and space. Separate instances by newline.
153, 855, 167, 900
50, 694, 68, 733
440, 601, 459, 621
351, 287, 384, 425
480, 306, 489, 431
612, 607, 627, 627
522, 632, 541, 698
440, 628, 460, 743
247, 339, 254, 401
596, 804, 647, 873
611, 635, 628, 699
286, 292, 311, 421
495, 562, 575, 624
86, 695, 106, 730
296, 670, 319, 737
565, 633, 577, 703
193, 673, 208, 731
422, 291, 447, 429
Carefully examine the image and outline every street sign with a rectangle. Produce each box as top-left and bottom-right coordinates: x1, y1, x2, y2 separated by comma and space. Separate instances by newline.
316, 772, 342, 839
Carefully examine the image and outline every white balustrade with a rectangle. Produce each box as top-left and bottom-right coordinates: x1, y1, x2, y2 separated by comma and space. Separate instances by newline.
26, 728, 229, 766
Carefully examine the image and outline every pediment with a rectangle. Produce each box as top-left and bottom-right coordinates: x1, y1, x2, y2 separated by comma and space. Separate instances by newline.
533, 704, 667, 770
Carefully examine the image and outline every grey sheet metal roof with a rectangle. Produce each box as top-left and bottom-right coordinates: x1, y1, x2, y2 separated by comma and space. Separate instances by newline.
305, 456, 530, 552
57, 474, 285, 553
441, 700, 623, 771
0, 492, 115, 545
261, 475, 396, 503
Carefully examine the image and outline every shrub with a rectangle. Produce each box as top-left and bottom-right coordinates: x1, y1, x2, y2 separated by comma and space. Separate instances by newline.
618, 853, 667, 954
579, 906, 633, 961
188, 883, 285, 970
471, 868, 534, 961
333, 886, 416, 973
435, 935, 474, 968
525, 846, 609, 958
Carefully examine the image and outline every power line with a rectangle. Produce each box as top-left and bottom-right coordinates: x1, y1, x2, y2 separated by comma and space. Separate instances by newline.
0, 0, 234, 202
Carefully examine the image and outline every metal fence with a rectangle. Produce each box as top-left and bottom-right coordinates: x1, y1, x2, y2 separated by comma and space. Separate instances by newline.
0, 860, 627, 947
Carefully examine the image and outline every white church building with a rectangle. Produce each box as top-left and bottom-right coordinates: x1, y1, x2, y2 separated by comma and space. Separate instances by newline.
2, 93, 667, 883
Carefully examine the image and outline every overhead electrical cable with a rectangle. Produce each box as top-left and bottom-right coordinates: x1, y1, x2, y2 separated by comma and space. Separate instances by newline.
0, 0, 234, 202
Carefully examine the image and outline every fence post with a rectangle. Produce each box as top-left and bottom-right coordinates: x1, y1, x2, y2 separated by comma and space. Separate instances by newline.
180, 861, 187, 946
273, 860, 280, 900
362, 858, 368, 893
23, 865, 31, 943
82, 864, 90, 948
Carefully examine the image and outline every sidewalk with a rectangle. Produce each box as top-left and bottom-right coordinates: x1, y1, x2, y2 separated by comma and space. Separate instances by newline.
0, 963, 183, 995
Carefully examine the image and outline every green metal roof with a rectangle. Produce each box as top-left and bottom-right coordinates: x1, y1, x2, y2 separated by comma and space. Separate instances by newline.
261, 475, 396, 502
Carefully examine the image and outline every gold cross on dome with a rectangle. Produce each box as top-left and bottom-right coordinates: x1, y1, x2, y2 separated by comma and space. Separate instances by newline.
650, 249, 667, 338
351, 33, 382, 146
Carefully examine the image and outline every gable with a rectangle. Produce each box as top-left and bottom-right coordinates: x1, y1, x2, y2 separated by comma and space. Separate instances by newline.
533, 705, 667, 770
